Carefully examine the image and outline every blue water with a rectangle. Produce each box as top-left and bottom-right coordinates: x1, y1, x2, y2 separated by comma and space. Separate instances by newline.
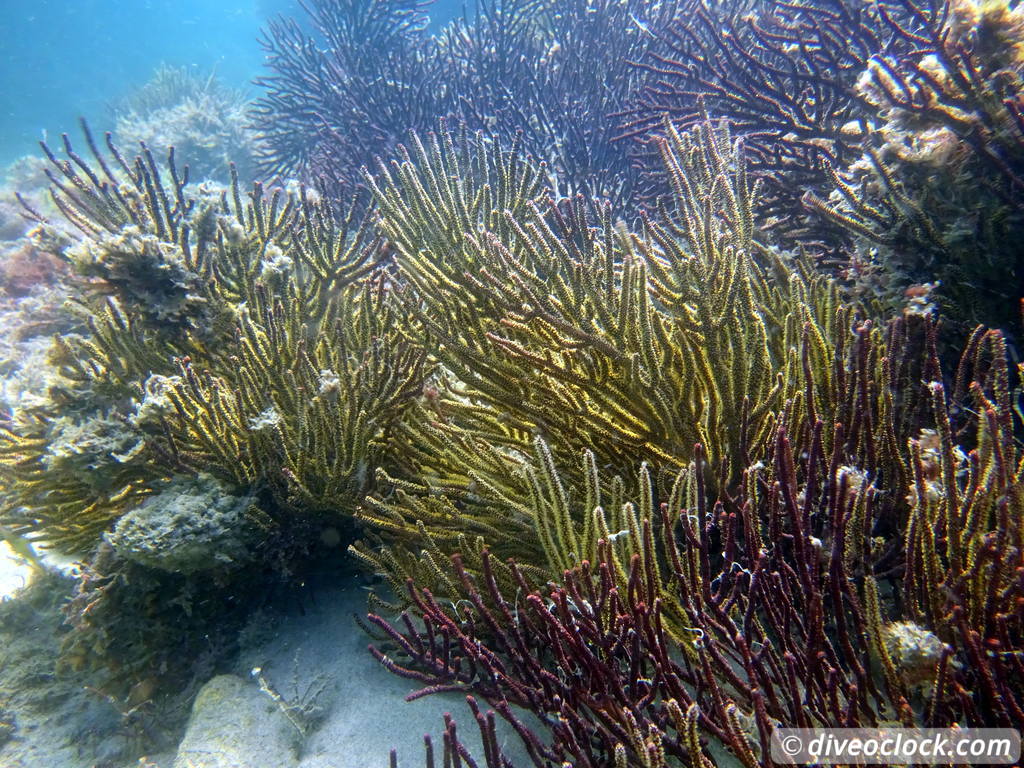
0, 0, 462, 168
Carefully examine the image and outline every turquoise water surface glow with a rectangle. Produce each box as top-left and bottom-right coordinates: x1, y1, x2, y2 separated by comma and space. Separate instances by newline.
0, 0, 287, 165
0, 0, 461, 167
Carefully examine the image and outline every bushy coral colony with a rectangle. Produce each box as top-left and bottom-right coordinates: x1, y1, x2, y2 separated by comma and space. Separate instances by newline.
0, 0, 1022, 765
113, 65, 260, 185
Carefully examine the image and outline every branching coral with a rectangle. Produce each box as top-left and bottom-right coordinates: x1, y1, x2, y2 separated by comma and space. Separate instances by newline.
346, 115, 1021, 765
4, 10, 1022, 759
253, 0, 1024, 335
345, 120, 908, 676
0, 125, 434, 719
353, 432, 679, 613
899, 328, 1024, 725
252, 0, 447, 193
156, 274, 425, 511
359, 292, 921, 622
113, 64, 259, 184
360, 119, 841, 529
253, 0, 689, 209
804, 0, 1024, 334
370, 317, 1023, 766
618, 0, 919, 237
439, 0, 691, 208
2, 125, 426, 551
620, 0, 1023, 332
0, 408, 159, 553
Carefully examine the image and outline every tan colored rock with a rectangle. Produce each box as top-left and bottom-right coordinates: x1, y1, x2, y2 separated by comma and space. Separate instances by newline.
173, 675, 299, 768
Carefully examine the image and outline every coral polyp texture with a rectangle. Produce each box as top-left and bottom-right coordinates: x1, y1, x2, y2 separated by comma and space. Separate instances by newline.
2, 126, 425, 556
251, 0, 1024, 335
371, 324, 1023, 767
106, 473, 257, 574
252, 0, 691, 208
0, 0, 1022, 765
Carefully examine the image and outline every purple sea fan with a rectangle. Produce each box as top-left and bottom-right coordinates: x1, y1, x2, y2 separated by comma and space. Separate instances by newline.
251, 0, 448, 195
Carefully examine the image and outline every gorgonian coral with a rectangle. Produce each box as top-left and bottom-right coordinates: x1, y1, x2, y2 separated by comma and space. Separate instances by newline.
620, 0, 1023, 334
370, 318, 1022, 767
805, 0, 1024, 335
362, 119, 841, 491
346, 116, 1020, 766
351, 120, 884, 634
252, 0, 690, 209
252, 0, 447, 192
618, 0, 921, 238
4, 2, 1023, 757
113, 65, 259, 184
2, 125, 425, 551
0, 125, 428, 712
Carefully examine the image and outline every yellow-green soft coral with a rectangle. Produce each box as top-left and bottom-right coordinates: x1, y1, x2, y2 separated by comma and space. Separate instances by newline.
367, 120, 842, 491
352, 118, 856, 605
0, 132, 427, 553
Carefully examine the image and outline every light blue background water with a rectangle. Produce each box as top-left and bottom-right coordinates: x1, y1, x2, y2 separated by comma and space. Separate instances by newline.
0, 0, 461, 167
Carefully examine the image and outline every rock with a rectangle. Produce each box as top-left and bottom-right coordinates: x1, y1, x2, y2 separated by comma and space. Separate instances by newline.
172, 674, 299, 768
0, 239, 67, 297
107, 474, 256, 574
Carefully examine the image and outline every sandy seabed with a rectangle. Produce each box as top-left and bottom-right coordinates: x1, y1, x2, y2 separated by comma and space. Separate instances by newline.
0, 560, 533, 768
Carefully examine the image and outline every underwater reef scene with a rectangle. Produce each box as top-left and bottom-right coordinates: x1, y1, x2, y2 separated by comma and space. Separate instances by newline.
0, 0, 1023, 765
